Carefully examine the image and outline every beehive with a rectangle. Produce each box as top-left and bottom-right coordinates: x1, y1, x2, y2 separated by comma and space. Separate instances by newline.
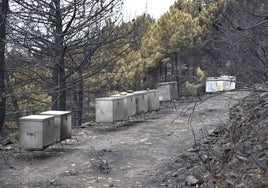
229, 76, 236, 90
157, 81, 178, 101
134, 90, 149, 114
19, 115, 55, 150
124, 93, 137, 117
40, 111, 72, 142
206, 77, 225, 92
95, 96, 125, 123
220, 75, 232, 91
147, 89, 160, 111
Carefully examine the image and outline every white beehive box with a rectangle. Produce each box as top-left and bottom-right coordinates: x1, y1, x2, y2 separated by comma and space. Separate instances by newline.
217, 79, 224, 91
40, 111, 72, 142
206, 77, 218, 92
134, 90, 148, 114
206, 77, 224, 92
220, 75, 231, 91
111, 93, 136, 118
219, 75, 236, 90
95, 96, 125, 123
157, 81, 178, 101
229, 76, 236, 90
124, 93, 137, 117
147, 89, 160, 111
19, 115, 55, 150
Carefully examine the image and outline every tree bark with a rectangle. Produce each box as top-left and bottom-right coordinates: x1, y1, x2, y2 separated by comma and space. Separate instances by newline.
51, 62, 59, 110
77, 70, 83, 126
0, 0, 8, 132
54, 0, 66, 111
6, 74, 21, 127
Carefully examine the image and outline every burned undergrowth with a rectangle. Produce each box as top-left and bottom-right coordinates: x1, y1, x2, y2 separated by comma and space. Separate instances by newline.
152, 91, 268, 187
1, 91, 266, 187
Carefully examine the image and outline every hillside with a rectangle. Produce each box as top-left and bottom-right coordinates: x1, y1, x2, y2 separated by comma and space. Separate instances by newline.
2, 91, 264, 187
155, 90, 268, 187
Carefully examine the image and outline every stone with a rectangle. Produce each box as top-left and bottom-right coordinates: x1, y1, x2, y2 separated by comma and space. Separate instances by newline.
202, 154, 213, 162
208, 128, 219, 136
172, 171, 178, 177
185, 175, 199, 186
224, 172, 238, 178
203, 139, 210, 144
187, 148, 199, 152
236, 183, 246, 188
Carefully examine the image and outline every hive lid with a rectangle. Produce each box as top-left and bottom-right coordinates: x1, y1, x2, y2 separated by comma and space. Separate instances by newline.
111, 94, 121, 97
96, 96, 125, 101
134, 90, 148, 94
19, 115, 55, 121
147, 89, 157, 92
120, 92, 128, 95
40, 110, 71, 115
125, 93, 136, 97
157, 82, 177, 87
206, 77, 219, 80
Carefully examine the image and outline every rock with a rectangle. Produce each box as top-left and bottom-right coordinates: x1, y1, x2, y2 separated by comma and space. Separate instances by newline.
224, 179, 234, 187
224, 172, 238, 178
81, 122, 90, 127
236, 183, 246, 188
167, 178, 172, 184
172, 171, 178, 177
185, 175, 199, 186
260, 92, 268, 98
236, 155, 248, 161
208, 128, 219, 136
166, 171, 173, 176
61, 170, 79, 176
253, 144, 263, 151
203, 139, 210, 144
160, 183, 168, 187
202, 154, 213, 162
175, 167, 186, 174
223, 143, 232, 152
187, 148, 199, 153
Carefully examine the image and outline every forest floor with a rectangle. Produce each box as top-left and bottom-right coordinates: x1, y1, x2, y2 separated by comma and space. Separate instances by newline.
1, 90, 265, 188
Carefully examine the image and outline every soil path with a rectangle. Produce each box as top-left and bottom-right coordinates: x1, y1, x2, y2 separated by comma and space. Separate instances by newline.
0, 91, 249, 188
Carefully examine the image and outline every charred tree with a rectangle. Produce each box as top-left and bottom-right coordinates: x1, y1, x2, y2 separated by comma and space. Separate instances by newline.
0, 0, 9, 132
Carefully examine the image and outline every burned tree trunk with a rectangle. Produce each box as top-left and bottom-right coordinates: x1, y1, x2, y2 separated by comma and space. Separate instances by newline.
0, 0, 8, 132
54, 0, 66, 111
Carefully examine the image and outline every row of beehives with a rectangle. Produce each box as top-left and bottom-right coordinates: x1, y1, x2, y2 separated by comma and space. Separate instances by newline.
95, 81, 179, 123
206, 75, 236, 93
19, 111, 72, 151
